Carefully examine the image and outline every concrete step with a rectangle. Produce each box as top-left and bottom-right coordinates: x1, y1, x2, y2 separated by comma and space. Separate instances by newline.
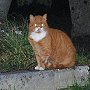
0, 66, 89, 90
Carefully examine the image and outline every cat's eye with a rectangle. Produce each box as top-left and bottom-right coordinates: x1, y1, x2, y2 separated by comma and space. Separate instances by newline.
41, 24, 44, 27
34, 24, 37, 27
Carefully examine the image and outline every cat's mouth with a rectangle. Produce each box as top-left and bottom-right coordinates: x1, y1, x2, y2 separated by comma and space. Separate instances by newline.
30, 28, 47, 42
34, 27, 44, 33
35, 29, 41, 33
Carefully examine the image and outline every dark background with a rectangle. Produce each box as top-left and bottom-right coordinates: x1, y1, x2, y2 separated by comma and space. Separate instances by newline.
8, 0, 90, 53
8, 0, 72, 37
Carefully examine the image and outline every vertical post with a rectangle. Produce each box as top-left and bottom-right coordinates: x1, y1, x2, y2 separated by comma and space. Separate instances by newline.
69, 0, 90, 37
0, 0, 12, 21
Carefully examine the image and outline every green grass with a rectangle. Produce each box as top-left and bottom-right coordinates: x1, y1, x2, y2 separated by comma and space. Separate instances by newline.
0, 19, 36, 72
57, 78, 90, 90
67, 80, 90, 90
76, 52, 90, 66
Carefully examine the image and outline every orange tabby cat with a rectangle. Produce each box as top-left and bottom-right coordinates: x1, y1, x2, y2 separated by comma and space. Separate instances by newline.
28, 14, 76, 70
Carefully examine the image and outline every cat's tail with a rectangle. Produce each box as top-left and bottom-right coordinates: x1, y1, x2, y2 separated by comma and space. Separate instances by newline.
52, 60, 76, 69
58, 61, 75, 69
45, 59, 75, 69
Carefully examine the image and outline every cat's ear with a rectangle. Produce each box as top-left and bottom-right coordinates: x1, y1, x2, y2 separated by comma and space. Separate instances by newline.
43, 14, 47, 21
29, 14, 34, 22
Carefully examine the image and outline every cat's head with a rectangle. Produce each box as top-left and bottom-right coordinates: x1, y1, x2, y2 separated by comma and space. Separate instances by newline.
29, 14, 48, 33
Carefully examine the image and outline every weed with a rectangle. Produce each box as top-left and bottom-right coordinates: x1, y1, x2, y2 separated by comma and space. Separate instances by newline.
0, 19, 36, 72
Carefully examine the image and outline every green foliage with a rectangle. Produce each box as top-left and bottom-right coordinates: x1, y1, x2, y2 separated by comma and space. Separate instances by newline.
57, 79, 90, 90
76, 52, 90, 65
0, 19, 36, 72
67, 82, 90, 90
17, 0, 28, 6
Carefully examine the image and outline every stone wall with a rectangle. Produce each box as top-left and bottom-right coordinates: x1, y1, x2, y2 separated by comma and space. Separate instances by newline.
0, 66, 89, 90
69, 0, 90, 36
0, 0, 12, 21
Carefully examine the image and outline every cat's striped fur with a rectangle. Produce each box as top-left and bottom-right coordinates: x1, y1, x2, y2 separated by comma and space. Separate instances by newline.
28, 14, 76, 70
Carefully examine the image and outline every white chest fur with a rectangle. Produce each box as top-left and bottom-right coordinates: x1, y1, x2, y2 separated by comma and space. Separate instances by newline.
30, 29, 47, 42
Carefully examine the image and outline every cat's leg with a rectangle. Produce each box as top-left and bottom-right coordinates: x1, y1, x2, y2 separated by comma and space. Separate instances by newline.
60, 53, 76, 69
40, 54, 53, 70
28, 40, 44, 70
40, 47, 51, 66
35, 54, 51, 70
35, 55, 45, 70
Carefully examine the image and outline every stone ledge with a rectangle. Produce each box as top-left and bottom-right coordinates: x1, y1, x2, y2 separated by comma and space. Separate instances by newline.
0, 66, 89, 90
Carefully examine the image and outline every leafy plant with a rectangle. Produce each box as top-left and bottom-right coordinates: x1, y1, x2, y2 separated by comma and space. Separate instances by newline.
17, 0, 28, 6
57, 78, 90, 90
0, 19, 36, 72
76, 52, 90, 65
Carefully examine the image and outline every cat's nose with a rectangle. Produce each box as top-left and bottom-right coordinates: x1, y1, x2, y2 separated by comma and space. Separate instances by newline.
37, 27, 41, 31
38, 27, 40, 30
36, 27, 41, 33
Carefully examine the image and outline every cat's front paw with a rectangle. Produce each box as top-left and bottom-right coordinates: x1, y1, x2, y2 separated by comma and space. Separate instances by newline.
35, 66, 45, 70
39, 67, 45, 70
35, 66, 40, 70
